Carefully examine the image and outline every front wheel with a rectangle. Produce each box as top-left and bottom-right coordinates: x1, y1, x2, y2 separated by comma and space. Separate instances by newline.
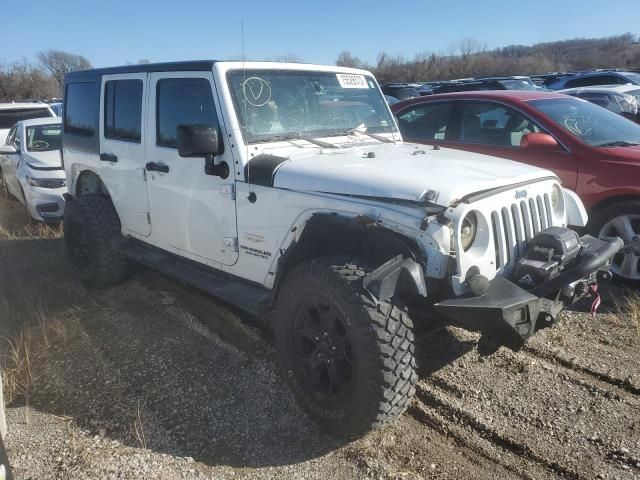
590, 201, 640, 284
275, 257, 417, 438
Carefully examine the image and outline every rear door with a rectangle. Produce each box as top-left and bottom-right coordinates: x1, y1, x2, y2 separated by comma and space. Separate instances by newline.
99, 73, 151, 237
145, 72, 238, 267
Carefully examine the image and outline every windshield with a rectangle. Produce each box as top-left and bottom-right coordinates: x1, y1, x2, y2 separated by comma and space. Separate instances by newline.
529, 97, 640, 146
387, 87, 420, 100
623, 72, 640, 84
499, 79, 536, 90
227, 69, 396, 144
26, 124, 62, 152
627, 89, 640, 104
0, 108, 53, 129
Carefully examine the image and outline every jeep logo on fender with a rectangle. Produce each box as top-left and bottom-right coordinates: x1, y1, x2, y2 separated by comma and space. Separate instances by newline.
515, 189, 528, 199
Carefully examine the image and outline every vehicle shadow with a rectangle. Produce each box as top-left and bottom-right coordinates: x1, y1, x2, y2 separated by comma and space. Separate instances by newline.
0, 237, 349, 469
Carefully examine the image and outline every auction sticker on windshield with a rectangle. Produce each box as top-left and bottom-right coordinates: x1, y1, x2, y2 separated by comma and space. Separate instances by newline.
336, 74, 369, 89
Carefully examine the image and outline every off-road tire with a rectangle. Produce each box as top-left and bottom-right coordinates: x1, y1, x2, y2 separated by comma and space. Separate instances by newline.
275, 256, 418, 438
63, 195, 128, 287
588, 200, 640, 285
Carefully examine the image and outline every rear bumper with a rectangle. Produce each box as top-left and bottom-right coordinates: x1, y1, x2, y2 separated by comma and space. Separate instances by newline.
434, 235, 623, 350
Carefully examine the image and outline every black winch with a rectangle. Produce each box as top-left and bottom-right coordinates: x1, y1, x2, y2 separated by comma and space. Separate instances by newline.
513, 226, 582, 289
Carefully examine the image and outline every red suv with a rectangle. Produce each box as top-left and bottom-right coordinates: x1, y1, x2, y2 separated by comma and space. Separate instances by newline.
392, 91, 640, 283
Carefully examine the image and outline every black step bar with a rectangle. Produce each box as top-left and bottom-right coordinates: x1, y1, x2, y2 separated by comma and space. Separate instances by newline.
119, 240, 271, 316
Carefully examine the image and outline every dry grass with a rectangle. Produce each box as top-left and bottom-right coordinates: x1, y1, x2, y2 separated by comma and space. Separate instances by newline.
0, 197, 79, 413
133, 398, 147, 450
610, 289, 640, 337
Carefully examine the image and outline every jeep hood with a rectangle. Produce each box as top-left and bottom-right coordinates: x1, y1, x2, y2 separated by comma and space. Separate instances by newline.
270, 143, 557, 207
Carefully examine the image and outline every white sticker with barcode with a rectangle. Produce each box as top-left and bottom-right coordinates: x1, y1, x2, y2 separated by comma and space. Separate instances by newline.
336, 74, 369, 89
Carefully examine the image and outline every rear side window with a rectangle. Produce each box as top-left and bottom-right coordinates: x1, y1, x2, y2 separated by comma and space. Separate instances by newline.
104, 80, 143, 142
566, 75, 623, 88
0, 108, 53, 129
156, 78, 218, 148
397, 103, 452, 141
65, 82, 98, 136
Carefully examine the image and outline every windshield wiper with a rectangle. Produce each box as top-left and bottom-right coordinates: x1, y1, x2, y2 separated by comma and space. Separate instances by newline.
263, 133, 338, 149
345, 127, 394, 144
595, 141, 640, 148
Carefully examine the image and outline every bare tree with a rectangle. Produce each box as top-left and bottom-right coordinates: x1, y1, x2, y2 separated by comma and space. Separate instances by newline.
37, 49, 91, 88
336, 51, 366, 69
0, 59, 59, 101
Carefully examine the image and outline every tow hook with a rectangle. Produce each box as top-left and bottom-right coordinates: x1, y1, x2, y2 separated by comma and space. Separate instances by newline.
588, 283, 601, 318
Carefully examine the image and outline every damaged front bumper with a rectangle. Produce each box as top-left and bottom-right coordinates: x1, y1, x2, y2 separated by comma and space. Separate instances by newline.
434, 235, 623, 351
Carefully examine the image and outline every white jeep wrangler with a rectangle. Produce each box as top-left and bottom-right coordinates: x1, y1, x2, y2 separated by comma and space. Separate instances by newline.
61, 61, 621, 438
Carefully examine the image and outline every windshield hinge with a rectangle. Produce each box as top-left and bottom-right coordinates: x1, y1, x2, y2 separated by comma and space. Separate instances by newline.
222, 237, 239, 252
220, 183, 235, 200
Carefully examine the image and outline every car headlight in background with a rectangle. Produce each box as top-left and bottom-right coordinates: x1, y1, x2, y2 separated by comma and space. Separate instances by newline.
550, 184, 564, 214
26, 177, 66, 189
460, 211, 478, 251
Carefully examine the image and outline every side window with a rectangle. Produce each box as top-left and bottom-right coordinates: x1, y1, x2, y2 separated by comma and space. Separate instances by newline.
460, 102, 541, 147
397, 103, 452, 141
65, 82, 98, 137
5, 126, 16, 146
156, 78, 219, 148
579, 93, 617, 112
104, 79, 143, 142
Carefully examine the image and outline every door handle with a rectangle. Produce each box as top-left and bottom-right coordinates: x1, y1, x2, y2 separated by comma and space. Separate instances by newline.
99, 153, 118, 162
146, 162, 169, 173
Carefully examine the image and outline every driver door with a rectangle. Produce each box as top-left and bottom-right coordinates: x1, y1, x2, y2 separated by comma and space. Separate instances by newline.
144, 72, 239, 267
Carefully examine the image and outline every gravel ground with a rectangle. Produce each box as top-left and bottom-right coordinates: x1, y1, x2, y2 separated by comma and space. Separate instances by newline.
0, 196, 639, 480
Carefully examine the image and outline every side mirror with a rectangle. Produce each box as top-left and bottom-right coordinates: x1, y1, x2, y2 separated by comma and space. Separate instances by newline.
0, 145, 17, 155
176, 124, 228, 178
520, 132, 559, 151
176, 124, 223, 158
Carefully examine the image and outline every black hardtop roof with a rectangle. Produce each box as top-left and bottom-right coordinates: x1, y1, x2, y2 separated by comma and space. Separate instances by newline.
64, 60, 220, 83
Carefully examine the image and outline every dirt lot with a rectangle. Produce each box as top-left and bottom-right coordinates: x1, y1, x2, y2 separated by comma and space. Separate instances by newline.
0, 195, 639, 480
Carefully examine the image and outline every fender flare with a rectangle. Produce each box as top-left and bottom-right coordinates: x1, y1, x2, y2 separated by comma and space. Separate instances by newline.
362, 254, 428, 302
563, 188, 588, 228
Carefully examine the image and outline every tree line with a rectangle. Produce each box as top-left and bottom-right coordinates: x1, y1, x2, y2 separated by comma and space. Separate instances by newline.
336, 33, 640, 83
0, 51, 150, 102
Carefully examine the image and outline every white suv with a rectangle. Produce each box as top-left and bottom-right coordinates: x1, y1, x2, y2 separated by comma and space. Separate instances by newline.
0, 102, 55, 145
0, 118, 66, 222
61, 61, 621, 437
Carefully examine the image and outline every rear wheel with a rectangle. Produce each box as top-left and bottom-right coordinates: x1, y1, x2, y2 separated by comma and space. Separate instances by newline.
275, 257, 417, 438
63, 195, 128, 287
589, 200, 640, 284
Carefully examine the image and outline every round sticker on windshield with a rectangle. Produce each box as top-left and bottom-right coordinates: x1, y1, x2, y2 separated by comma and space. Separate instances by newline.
243, 77, 272, 107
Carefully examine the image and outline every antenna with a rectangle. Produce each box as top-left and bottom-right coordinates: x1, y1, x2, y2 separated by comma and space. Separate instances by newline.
242, 20, 256, 202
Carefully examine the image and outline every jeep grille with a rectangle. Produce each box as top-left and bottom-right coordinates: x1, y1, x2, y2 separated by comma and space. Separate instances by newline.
490, 194, 552, 272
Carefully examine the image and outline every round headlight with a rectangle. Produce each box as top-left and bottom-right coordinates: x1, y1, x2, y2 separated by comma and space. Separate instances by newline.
550, 184, 564, 214
460, 212, 477, 252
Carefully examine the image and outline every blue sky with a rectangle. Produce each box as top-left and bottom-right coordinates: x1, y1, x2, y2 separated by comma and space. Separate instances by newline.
1, 0, 638, 67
